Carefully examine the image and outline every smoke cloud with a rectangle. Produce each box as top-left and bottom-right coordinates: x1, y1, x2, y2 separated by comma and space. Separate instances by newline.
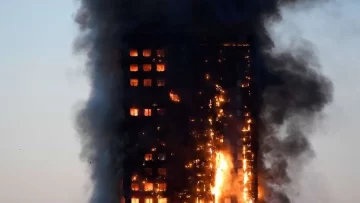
74, 0, 333, 203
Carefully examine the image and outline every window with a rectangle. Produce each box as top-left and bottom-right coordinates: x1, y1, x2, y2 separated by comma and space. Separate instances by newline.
158, 198, 167, 203
158, 168, 166, 176
236, 80, 242, 87
144, 79, 152, 87
130, 64, 138, 72
236, 110, 241, 117
156, 64, 165, 72
157, 183, 166, 191
131, 183, 139, 191
143, 64, 152, 71
144, 109, 152, 116
143, 49, 151, 57
157, 79, 165, 87
145, 198, 153, 203
145, 153, 152, 161
130, 79, 139, 87
144, 183, 153, 191
158, 154, 166, 161
130, 108, 139, 116
131, 198, 140, 203
130, 49, 138, 57
145, 168, 152, 175
157, 108, 165, 116
156, 49, 165, 57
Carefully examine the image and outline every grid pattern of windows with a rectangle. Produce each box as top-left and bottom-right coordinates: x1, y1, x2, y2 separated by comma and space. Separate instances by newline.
127, 48, 168, 202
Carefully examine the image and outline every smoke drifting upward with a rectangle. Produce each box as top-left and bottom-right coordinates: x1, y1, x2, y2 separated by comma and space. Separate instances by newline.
74, 0, 332, 203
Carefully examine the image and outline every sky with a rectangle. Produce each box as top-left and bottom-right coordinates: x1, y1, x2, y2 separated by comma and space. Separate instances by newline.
0, 0, 359, 203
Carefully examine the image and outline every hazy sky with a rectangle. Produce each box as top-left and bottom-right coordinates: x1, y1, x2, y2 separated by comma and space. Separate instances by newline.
0, 0, 359, 203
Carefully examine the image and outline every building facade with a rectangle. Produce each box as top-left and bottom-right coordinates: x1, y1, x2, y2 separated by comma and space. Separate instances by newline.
120, 25, 258, 203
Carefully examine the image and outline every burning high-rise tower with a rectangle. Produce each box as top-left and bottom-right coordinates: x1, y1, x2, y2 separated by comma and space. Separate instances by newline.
119, 14, 259, 202
75, 1, 333, 203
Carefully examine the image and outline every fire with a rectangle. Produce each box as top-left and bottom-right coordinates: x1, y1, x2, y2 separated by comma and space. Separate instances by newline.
169, 91, 180, 102
212, 151, 231, 203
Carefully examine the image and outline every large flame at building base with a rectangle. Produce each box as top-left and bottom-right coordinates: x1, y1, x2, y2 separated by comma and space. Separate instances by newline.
211, 150, 256, 203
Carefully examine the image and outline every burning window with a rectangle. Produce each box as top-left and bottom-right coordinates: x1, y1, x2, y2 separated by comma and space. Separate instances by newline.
129, 49, 138, 57
156, 49, 165, 57
169, 91, 180, 103
145, 153, 152, 161
158, 154, 166, 160
145, 168, 152, 175
130, 79, 139, 87
130, 64, 138, 72
157, 183, 166, 191
156, 64, 165, 72
143, 79, 152, 87
143, 64, 152, 71
144, 109, 152, 116
131, 183, 140, 191
131, 198, 140, 203
158, 168, 166, 176
143, 49, 151, 57
157, 79, 165, 87
130, 108, 139, 116
144, 183, 153, 191
145, 198, 153, 203
158, 198, 167, 203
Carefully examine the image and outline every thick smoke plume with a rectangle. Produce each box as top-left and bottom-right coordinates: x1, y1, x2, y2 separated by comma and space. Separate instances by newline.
74, 0, 332, 203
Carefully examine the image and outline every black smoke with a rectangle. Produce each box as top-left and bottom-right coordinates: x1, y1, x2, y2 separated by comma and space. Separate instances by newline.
74, 0, 333, 203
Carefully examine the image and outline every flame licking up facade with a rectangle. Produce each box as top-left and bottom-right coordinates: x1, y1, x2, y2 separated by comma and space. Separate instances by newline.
121, 21, 259, 202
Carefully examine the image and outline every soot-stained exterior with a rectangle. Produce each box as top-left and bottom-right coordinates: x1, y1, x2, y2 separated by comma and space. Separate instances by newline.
120, 23, 259, 203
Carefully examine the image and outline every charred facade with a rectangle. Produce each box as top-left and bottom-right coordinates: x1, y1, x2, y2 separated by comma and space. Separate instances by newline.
120, 24, 259, 203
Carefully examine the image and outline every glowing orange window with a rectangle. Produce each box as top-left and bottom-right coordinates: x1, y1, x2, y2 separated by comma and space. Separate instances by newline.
145, 154, 152, 161
130, 79, 139, 87
158, 168, 166, 176
143, 49, 151, 57
143, 64, 152, 71
130, 64, 138, 72
130, 108, 139, 116
157, 79, 165, 87
156, 49, 165, 57
131, 198, 139, 203
131, 183, 139, 191
145, 198, 153, 203
157, 183, 166, 191
144, 183, 153, 191
143, 79, 152, 87
144, 109, 152, 116
158, 198, 167, 203
129, 49, 138, 57
156, 64, 165, 72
